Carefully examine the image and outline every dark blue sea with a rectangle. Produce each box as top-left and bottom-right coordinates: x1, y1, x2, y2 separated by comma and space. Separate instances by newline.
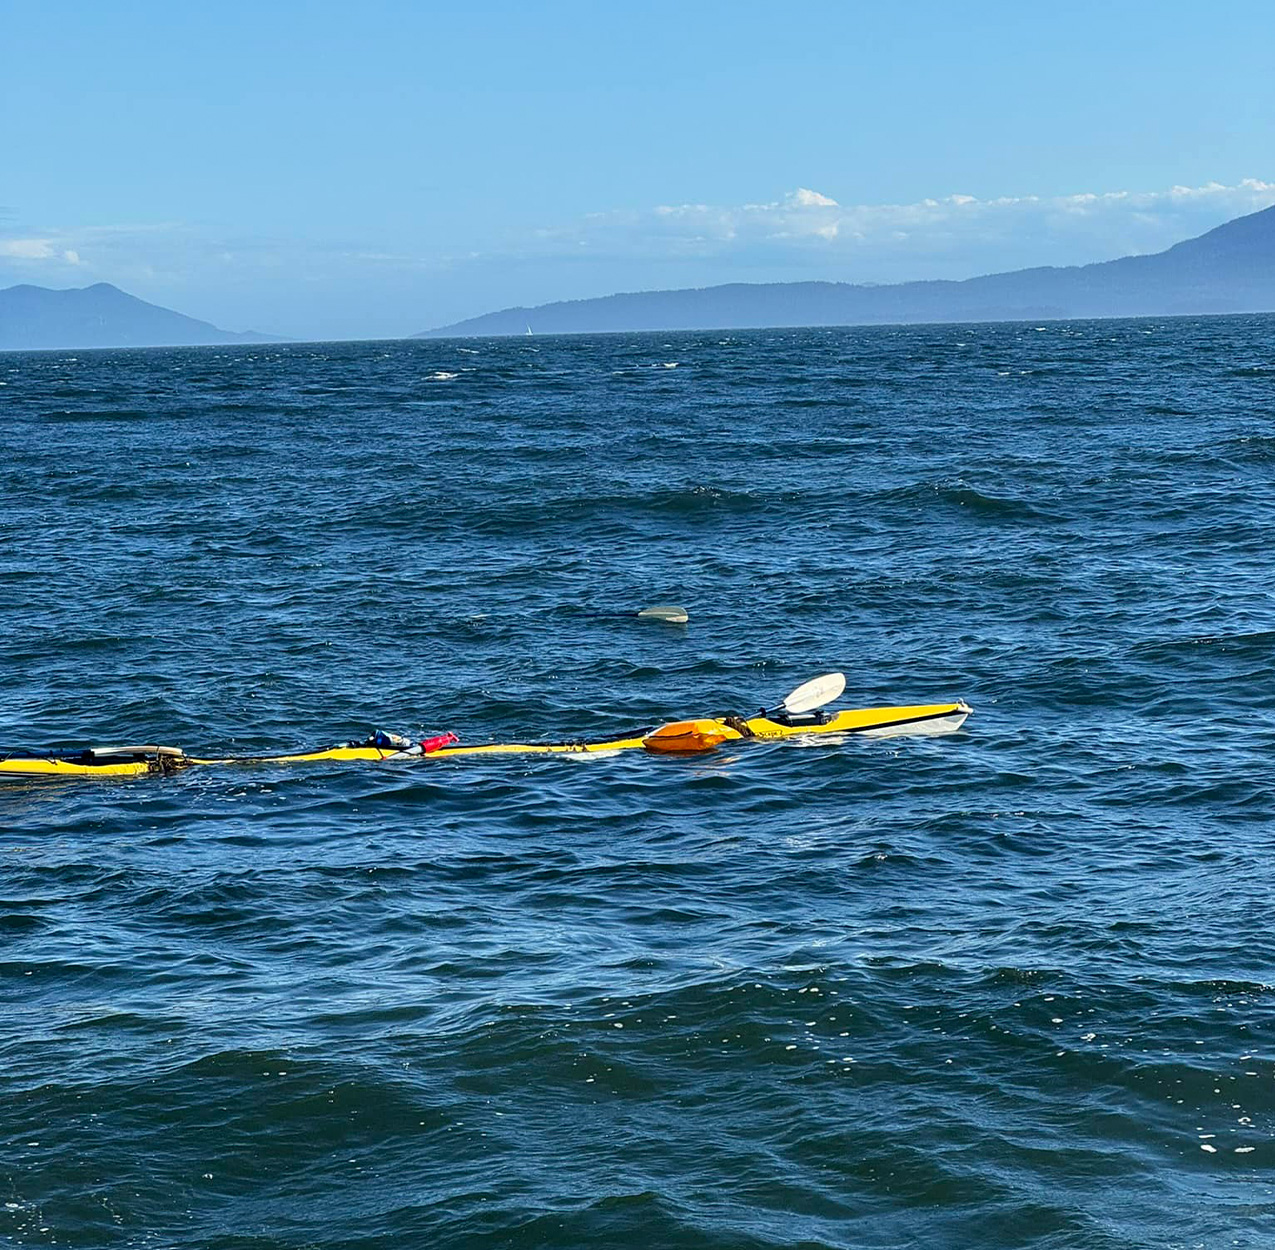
3, 320, 1274, 1249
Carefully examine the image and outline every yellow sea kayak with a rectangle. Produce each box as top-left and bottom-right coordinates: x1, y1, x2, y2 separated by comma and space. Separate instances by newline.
0, 695, 971, 779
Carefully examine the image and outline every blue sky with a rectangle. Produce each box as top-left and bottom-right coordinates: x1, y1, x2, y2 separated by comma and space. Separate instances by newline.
3, 0, 1273, 339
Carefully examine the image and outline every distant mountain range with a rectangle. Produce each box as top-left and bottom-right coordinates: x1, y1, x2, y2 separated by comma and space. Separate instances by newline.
0, 282, 275, 351
417, 204, 1275, 337
7, 204, 1275, 349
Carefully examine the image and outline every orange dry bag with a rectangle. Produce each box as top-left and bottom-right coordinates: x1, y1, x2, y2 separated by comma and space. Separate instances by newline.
642, 719, 732, 754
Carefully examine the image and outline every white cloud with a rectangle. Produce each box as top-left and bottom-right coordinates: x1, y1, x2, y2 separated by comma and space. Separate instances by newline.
541, 178, 1275, 280
789, 187, 839, 208
0, 237, 83, 263
0, 238, 57, 259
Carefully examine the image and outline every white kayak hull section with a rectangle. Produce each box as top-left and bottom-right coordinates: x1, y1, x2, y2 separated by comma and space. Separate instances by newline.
858, 703, 971, 738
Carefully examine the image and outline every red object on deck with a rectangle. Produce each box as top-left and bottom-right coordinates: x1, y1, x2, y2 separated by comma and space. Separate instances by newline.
420, 732, 460, 753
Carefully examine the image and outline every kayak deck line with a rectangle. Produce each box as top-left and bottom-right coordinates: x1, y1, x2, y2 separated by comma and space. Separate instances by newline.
0, 699, 972, 778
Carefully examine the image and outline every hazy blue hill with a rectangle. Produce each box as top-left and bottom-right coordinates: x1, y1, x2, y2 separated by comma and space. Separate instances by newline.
0, 282, 277, 350
417, 204, 1275, 337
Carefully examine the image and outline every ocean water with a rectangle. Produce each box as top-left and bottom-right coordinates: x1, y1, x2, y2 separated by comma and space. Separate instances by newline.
2, 319, 1274, 1249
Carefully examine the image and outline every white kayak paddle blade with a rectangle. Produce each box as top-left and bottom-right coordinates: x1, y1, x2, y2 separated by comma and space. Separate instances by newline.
636, 604, 689, 624
778, 672, 846, 715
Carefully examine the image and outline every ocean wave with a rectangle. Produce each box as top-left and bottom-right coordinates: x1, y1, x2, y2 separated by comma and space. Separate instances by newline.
6, 320, 1275, 1248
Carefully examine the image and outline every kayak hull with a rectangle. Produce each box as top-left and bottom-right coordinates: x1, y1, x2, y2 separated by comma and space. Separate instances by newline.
0, 756, 157, 778
737, 702, 971, 742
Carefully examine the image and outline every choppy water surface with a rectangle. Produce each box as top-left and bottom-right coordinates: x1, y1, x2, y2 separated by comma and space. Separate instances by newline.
3, 319, 1275, 1248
